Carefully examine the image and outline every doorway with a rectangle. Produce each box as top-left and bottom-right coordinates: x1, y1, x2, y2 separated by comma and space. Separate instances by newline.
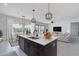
71, 22, 79, 42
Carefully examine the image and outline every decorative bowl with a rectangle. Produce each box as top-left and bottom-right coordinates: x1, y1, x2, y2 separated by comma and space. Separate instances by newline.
43, 32, 51, 39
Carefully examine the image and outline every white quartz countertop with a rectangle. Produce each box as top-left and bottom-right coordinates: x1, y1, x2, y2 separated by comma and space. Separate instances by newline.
18, 34, 58, 46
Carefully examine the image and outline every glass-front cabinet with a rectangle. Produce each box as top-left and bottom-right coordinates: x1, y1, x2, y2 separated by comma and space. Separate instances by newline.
35, 25, 45, 34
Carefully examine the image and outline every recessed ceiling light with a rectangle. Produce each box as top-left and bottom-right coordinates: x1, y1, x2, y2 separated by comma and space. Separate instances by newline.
4, 3, 8, 6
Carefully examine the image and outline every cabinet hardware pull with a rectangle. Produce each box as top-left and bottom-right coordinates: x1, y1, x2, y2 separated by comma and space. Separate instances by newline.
53, 43, 55, 47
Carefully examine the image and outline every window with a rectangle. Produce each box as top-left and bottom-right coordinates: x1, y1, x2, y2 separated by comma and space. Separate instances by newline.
35, 25, 45, 34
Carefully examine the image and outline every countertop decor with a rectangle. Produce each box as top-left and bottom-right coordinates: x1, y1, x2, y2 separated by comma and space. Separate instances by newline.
43, 32, 52, 39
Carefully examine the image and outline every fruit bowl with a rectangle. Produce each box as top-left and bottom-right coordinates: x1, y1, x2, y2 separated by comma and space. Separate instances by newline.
43, 32, 51, 39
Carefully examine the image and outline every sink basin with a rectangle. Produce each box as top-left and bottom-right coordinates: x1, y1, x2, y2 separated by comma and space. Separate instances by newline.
28, 37, 39, 39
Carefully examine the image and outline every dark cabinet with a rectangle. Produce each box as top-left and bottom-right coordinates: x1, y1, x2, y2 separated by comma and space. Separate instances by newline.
24, 39, 29, 55
19, 36, 57, 56
19, 36, 24, 51
44, 40, 57, 56
24, 39, 40, 56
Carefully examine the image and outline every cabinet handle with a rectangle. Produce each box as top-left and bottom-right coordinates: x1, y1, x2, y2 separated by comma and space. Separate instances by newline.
53, 43, 55, 47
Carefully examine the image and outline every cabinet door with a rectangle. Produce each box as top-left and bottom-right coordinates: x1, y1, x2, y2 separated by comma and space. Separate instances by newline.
28, 45, 35, 56
25, 40, 35, 56
24, 39, 33, 56
19, 37, 24, 51
30, 42, 44, 56
24, 39, 28, 55
25, 40, 43, 56
45, 40, 57, 56
52, 40, 57, 56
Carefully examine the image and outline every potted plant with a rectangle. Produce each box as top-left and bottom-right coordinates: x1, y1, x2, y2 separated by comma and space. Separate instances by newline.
0, 30, 3, 38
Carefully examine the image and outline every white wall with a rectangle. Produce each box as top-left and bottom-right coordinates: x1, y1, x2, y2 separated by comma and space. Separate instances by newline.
0, 14, 24, 40
48, 18, 79, 34
0, 14, 7, 40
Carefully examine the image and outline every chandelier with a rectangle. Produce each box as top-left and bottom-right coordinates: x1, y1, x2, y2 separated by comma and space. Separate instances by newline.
45, 3, 52, 20
31, 9, 36, 23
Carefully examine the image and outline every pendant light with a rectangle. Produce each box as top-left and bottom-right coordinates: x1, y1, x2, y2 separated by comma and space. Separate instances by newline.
51, 21, 54, 23
22, 16, 25, 24
22, 16, 26, 34
45, 3, 52, 20
51, 20, 55, 24
31, 9, 36, 23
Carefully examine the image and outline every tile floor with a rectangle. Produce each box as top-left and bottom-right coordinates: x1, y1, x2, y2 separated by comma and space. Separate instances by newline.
0, 40, 26, 56
57, 41, 79, 56
0, 40, 79, 56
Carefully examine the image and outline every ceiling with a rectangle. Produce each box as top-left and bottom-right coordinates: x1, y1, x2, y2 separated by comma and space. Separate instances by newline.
0, 3, 79, 23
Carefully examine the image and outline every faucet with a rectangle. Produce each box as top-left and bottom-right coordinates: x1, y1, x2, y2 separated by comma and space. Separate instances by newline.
33, 30, 38, 38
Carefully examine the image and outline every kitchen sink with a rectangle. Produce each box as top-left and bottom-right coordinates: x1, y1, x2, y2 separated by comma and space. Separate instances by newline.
28, 37, 39, 39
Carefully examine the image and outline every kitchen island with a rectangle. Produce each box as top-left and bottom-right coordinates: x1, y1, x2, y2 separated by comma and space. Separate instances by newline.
18, 34, 57, 56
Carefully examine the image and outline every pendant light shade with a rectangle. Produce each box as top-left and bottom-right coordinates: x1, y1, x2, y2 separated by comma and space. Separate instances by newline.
51, 21, 54, 23
31, 18, 36, 23
31, 9, 36, 23
45, 12, 52, 20
45, 3, 52, 20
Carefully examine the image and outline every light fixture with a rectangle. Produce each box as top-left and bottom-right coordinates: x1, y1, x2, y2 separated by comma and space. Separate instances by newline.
45, 3, 52, 20
22, 16, 25, 21
51, 21, 54, 23
51, 20, 55, 24
22, 16, 25, 25
22, 16, 26, 34
31, 9, 36, 23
